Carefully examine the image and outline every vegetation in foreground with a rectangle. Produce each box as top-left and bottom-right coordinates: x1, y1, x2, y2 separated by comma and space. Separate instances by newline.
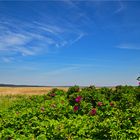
0, 85, 140, 140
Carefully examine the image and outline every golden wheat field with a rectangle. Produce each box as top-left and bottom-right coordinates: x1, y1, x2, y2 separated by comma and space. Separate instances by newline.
0, 87, 68, 96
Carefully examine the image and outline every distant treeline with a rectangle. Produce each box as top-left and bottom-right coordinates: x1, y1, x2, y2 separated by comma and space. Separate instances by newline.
1, 84, 134, 88
0, 84, 46, 87
0, 84, 71, 87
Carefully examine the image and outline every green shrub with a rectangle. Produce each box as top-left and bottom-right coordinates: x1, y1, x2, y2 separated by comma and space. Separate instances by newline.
48, 88, 65, 96
0, 85, 140, 139
67, 85, 80, 97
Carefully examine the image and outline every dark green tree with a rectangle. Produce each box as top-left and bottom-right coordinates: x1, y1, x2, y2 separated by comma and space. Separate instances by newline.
137, 76, 140, 87
137, 76, 140, 81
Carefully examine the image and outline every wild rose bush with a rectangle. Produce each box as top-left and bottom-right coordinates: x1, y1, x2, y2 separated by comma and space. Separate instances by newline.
0, 86, 140, 139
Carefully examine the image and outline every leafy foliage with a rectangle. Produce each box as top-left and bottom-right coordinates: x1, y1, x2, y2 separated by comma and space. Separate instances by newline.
0, 86, 140, 139
67, 85, 80, 97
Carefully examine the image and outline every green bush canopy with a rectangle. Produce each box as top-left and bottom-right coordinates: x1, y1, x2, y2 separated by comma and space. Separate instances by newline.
0, 85, 140, 139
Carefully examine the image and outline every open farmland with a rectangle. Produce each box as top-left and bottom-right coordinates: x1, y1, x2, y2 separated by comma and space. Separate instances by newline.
0, 85, 140, 139
0, 87, 68, 96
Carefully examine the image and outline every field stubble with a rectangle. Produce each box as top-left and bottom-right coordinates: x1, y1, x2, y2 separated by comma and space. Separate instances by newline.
0, 87, 68, 96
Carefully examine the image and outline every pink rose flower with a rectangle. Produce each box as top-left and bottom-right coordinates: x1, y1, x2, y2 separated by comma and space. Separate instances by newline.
90, 108, 96, 116
75, 96, 82, 103
97, 102, 103, 107
73, 105, 79, 112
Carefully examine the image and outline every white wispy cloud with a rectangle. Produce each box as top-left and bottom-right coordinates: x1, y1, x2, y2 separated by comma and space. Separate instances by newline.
33, 21, 64, 35
70, 32, 85, 45
0, 33, 30, 49
2, 57, 14, 63
0, 32, 37, 56
114, 0, 125, 14
0, 16, 86, 60
48, 66, 78, 75
63, 0, 81, 10
116, 43, 140, 50
0, 0, 89, 63
45, 63, 111, 76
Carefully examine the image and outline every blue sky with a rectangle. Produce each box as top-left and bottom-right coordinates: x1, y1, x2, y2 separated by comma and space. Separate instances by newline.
0, 1, 140, 86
